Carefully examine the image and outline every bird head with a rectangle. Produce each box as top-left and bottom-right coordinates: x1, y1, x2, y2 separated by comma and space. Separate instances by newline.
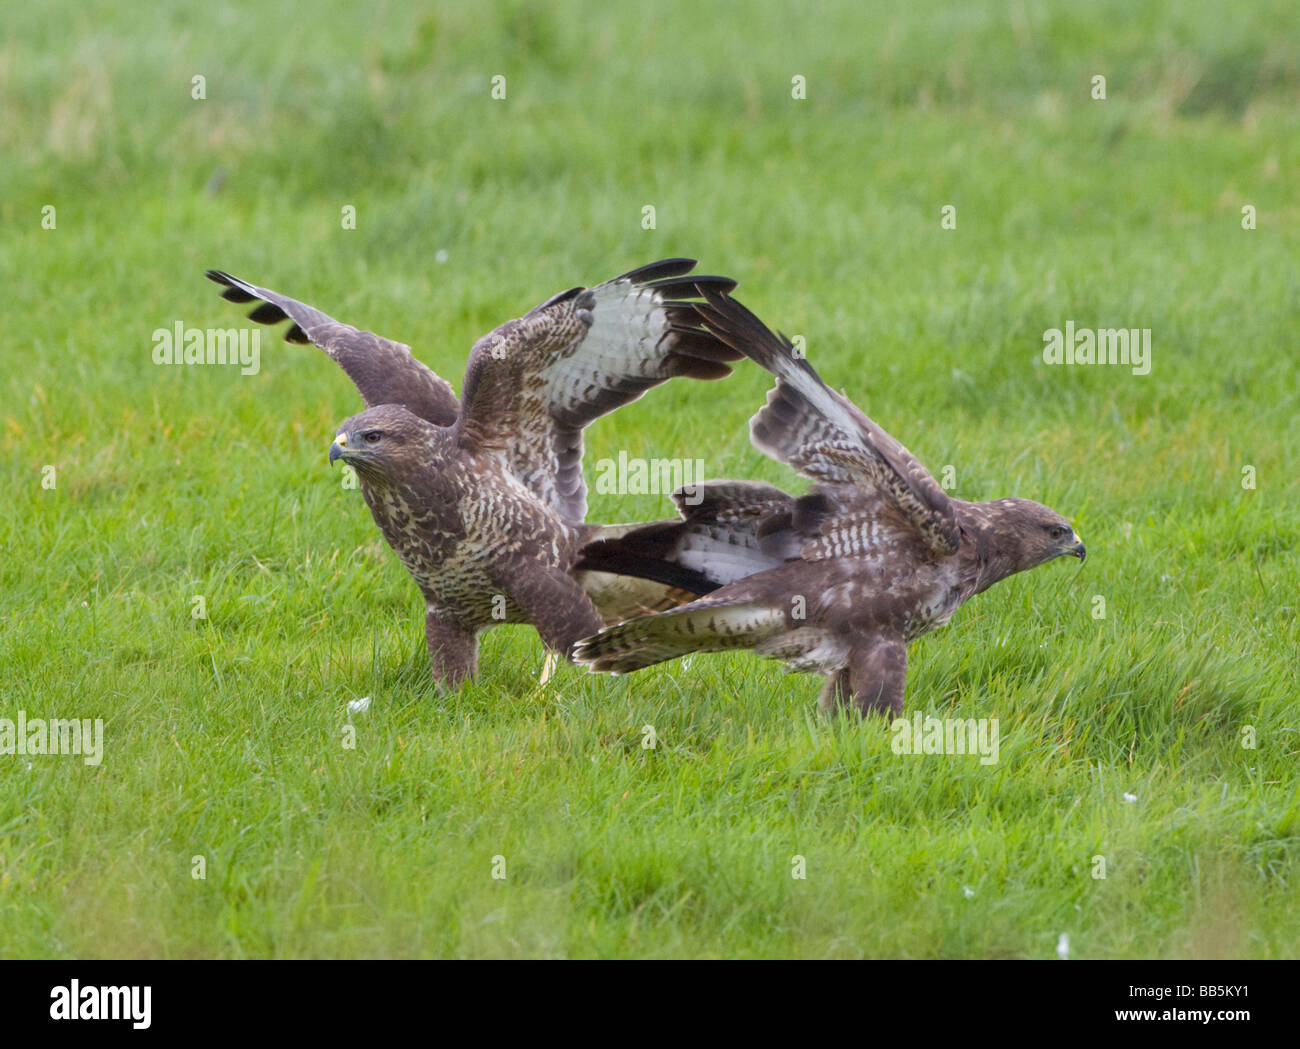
981, 497, 1086, 576
328, 404, 434, 484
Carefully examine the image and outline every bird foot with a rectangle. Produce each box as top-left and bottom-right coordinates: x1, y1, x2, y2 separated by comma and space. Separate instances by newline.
539, 650, 560, 684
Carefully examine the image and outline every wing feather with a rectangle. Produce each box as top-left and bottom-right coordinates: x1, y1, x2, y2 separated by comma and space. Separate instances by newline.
204, 270, 460, 427
693, 290, 961, 556
455, 260, 742, 521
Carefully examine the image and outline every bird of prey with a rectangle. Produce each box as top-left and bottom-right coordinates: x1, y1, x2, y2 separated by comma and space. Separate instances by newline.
205, 260, 741, 686
573, 291, 1086, 716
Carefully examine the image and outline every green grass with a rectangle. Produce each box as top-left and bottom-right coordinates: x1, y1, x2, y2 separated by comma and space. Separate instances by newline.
2, 0, 1298, 958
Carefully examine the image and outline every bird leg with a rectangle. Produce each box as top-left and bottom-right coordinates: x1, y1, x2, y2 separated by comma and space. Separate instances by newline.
425, 608, 479, 687
817, 667, 853, 714
847, 633, 908, 717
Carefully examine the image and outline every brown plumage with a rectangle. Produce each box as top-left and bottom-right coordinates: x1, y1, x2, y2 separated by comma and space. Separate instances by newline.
205, 261, 742, 686
573, 290, 1086, 716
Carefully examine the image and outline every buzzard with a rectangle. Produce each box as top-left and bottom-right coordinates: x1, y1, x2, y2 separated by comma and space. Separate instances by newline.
573, 291, 1086, 716
205, 260, 740, 686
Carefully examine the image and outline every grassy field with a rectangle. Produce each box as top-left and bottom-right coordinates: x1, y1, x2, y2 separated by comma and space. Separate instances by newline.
2, 0, 1298, 958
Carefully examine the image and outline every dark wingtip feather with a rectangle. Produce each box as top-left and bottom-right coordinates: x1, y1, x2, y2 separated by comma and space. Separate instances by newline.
645, 274, 739, 299
247, 301, 288, 325
618, 258, 698, 285
207, 269, 258, 303
665, 327, 745, 365
284, 324, 310, 344
668, 356, 734, 381
694, 289, 827, 387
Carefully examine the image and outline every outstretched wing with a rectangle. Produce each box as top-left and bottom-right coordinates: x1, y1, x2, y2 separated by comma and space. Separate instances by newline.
454, 259, 742, 522
694, 290, 960, 557
204, 270, 460, 427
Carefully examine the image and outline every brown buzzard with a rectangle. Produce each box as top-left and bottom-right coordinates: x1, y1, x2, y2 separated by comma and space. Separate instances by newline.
573, 291, 1086, 715
205, 261, 739, 686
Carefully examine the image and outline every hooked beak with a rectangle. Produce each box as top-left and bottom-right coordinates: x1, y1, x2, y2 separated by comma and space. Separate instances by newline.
1068, 532, 1086, 562
329, 432, 348, 466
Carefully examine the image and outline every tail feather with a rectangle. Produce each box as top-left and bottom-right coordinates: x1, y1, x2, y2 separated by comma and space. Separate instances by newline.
573, 599, 786, 674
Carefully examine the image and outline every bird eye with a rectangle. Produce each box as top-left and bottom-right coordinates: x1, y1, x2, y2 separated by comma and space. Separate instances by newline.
362, 430, 383, 445
1047, 524, 1069, 539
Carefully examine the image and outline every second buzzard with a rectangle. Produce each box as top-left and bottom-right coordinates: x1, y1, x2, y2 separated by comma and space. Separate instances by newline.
573, 291, 1086, 715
